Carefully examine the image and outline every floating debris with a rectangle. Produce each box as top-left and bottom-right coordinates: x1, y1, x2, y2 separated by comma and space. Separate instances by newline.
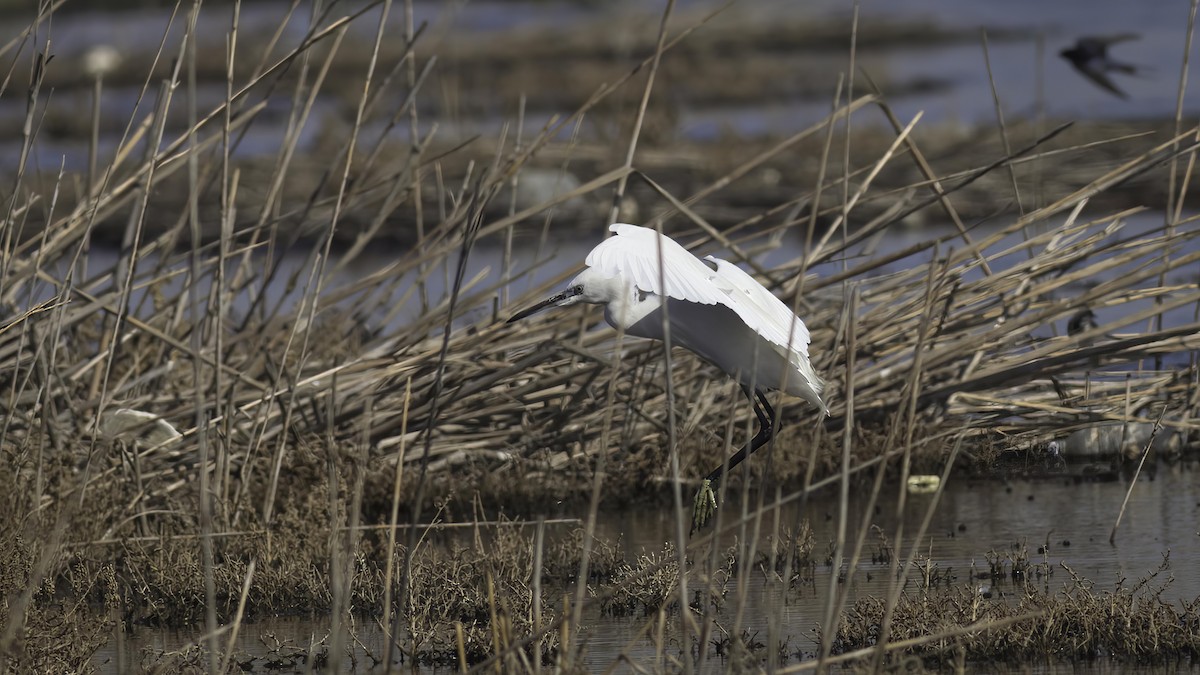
906, 475, 941, 494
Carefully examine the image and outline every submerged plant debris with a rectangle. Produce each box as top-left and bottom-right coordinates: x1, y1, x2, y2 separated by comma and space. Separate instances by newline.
832, 556, 1199, 667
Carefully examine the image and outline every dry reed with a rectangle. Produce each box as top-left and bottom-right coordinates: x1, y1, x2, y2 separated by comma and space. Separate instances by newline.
0, 0, 1198, 673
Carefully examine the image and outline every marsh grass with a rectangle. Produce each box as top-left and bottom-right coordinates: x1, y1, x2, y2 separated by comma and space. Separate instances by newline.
1, 0, 1200, 672
832, 556, 1199, 667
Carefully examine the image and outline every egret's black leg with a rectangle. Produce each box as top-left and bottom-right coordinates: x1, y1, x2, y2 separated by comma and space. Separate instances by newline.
693, 387, 777, 531
705, 388, 774, 483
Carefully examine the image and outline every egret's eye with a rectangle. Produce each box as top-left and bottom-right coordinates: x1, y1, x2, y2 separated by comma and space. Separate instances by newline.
570, 284, 584, 296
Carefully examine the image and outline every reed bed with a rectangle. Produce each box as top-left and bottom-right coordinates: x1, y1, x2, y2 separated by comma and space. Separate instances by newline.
1, 0, 1199, 672
833, 556, 1198, 667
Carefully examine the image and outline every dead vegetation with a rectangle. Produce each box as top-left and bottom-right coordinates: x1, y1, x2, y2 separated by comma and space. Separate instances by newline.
0, 0, 1199, 672
832, 555, 1199, 667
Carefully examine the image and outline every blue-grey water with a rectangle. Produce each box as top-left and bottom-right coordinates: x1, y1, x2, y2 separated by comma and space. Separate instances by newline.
6, 0, 1200, 170
94, 463, 1200, 672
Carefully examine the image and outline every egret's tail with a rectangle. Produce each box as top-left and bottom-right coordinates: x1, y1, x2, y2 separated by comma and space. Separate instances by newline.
789, 355, 829, 415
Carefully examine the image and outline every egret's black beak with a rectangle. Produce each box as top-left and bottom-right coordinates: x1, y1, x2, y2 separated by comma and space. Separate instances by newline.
507, 287, 579, 323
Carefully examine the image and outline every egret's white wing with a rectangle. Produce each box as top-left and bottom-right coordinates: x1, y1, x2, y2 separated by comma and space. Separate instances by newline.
704, 256, 811, 357
585, 223, 728, 306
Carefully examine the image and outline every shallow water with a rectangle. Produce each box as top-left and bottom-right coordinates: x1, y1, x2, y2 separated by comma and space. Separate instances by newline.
94, 461, 1200, 673
582, 462, 1200, 669
5, 0, 1198, 170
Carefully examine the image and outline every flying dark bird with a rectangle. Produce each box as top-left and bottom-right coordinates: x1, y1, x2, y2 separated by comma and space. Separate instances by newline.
1066, 307, 1108, 370
1060, 34, 1141, 99
1067, 308, 1099, 338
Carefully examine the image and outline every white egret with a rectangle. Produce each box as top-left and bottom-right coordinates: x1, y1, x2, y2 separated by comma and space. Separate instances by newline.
508, 223, 828, 529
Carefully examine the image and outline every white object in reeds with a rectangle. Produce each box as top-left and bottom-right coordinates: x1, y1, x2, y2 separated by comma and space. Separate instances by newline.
507, 223, 828, 530
99, 408, 181, 447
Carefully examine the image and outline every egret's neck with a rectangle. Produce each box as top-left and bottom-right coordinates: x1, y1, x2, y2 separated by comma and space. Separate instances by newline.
604, 286, 662, 335
570, 267, 663, 334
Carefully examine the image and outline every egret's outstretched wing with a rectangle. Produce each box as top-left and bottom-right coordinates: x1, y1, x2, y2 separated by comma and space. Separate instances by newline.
585, 223, 727, 306
704, 256, 811, 357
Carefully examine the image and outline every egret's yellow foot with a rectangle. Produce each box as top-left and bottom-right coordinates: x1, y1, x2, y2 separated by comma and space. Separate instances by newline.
692, 479, 718, 533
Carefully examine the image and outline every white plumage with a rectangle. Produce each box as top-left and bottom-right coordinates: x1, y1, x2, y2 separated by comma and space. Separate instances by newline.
508, 223, 829, 528
565, 223, 825, 410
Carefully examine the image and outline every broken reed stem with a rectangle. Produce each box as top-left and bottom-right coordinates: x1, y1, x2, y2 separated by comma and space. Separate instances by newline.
870, 247, 947, 670
817, 285, 858, 667
980, 29, 1026, 218
180, 3, 222, 671
219, 559, 257, 673
1110, 405, 1169, 544
1167, 0, 1200, 225
381, 378, 411, 666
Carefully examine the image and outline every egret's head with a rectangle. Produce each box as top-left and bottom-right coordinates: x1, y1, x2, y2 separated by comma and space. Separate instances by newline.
507, 267, 624, 323
568, 267, 628, 304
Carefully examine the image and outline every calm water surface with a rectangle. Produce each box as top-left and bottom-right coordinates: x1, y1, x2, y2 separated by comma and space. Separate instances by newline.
96, 463, 1200, 673
6, 0, 1199, 169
